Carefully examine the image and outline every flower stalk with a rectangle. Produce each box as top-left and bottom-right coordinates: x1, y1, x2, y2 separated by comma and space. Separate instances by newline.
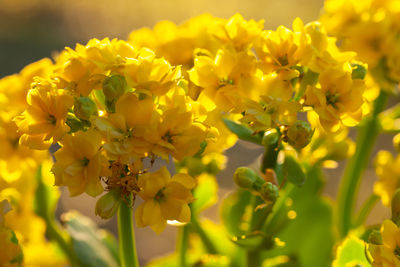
337, 90, 388, 238
118, 196, 139, 267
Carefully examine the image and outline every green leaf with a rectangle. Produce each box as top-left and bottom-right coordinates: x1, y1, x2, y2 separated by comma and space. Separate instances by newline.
282, 154, 305, 187
192, 174, 218, 215
220, 189, 253, 236
33, 164, 60, 222
333, 235, 371, 267
62, 211, 119, 267
262, 167, 334, 267
223, 118, 263, 145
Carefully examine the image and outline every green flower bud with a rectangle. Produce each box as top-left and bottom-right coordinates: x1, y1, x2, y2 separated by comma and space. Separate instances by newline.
351, 63, 367, 80
233, 167, 264, 190
261, 129, 281, 172
95, 190, 121, 219
286, 121, 314, 150
262, 129, 279, 147
368, 229, 383, 245
186, 157, 205, 177
102, 75, 127, 101
73, 96, 98, 120
259, 182, 279, 203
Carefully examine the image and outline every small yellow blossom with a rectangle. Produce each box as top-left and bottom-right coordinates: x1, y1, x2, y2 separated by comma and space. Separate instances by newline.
304, 67, 364, 131
135, 166, 195, 233
15, 86, 74, 150
52, 130, 109, 196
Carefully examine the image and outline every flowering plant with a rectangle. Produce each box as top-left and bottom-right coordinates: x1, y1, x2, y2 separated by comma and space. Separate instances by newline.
1, 1, 400, 266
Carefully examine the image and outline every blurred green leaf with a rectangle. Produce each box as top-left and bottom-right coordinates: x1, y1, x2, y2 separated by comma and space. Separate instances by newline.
220, 189, 253, 236
262, 167, 334, 267
62, 211, 119, 267
333, 235, 370, 267
33, 164, 60, 222
192, 174, 218, 215
223, 118, 263, 145
282, 155, 305, 187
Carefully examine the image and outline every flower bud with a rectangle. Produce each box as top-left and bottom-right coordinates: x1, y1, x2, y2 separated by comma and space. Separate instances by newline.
259, 182, 279, 203
368, 229, 383, 245
186, 157, 205, 177
351, 63, 367, 80
234, 167, 264, 190
102, 75, 127, 101
261, 129, 281, 172
286, 121, 313, 150
262, 129, 279, 147
95, 189, 121, 219
73, 96, 98, 120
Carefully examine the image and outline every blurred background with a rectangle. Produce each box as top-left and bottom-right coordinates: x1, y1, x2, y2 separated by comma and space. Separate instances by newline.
0, 0, 392, 264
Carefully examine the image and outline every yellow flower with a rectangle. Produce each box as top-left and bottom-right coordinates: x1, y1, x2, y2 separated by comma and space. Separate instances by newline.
15, 86, 74, 150
254, 18, 309, 76
128, 14, 221, 66
240, 96, 301, 132
304, 67, 364, 131
374, 151, 400, 207
145, 105, 207, 161
368, 219, 400, 267
0, 58, 53, 115
188, 48, 256, 112
135, 166, 195, 233
212, 13, 264, 51
123, 48, 182, 96
93, 92, 154, 162
52, 130, 109, 196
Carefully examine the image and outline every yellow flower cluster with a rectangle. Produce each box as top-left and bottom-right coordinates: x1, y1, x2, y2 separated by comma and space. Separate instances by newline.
0, 60, 66, 266
12, 14, 371, 233
131, 14, 369, 135
13, 38, 220, 232
321, 0, 400, 85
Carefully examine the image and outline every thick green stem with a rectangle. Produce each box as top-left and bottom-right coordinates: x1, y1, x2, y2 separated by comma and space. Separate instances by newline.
118, 198, 139, 267
178, 225, 189, 267
337, 91, 388, 238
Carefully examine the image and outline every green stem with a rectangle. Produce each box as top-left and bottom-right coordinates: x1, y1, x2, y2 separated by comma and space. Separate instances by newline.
355, 194, 380, 227
337, 91, 388, 238
191, 216, 218, 254
178, 225, 189, 267
118, 198, 139, 267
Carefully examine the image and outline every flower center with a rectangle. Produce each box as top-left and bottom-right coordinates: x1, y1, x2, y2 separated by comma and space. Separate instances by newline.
48, 114, 57, 125
154, 188, 166, 202
326, 91, 339, 108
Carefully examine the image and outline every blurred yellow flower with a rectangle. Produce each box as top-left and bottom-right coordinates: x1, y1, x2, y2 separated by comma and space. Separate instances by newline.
374, 151, 400, 207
